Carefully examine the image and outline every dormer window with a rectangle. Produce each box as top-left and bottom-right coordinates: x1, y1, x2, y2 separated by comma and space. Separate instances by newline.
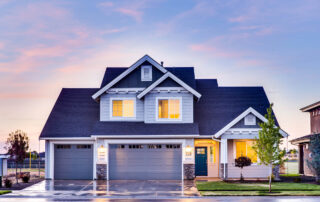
244, 114, 256, 125
156, 97, 182, 121
141, 65, 152, 81
110, 98, 135, 119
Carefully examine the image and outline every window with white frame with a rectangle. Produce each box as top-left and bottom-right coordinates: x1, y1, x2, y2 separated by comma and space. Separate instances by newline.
234, 140, 257, 163
141, 65, 152, 81
157, 98, 181, 120
111, 98, 135, 118
244, 114, 256, 125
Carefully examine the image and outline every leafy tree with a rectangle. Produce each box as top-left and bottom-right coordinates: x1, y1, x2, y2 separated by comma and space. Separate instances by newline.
235, 156, 252, 181
290, 149, 298, 154
4, 130, 29, 184
306, 133, 320, 182
252, 104, 286, 193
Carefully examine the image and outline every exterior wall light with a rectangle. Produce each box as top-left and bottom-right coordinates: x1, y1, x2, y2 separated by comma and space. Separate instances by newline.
185, 145, 192, 157
97, 145, 107, 164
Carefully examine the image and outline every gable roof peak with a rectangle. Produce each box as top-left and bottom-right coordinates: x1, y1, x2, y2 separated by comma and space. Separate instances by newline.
92, 55, 167, 100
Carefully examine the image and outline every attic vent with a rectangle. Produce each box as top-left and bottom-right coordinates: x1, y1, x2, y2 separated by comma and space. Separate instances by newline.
244, 114, 256, 126
141, 65, 152, 81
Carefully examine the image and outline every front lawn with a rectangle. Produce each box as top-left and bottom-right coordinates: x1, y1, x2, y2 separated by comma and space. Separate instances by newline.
0, 191, 11, 195
196, 181, 320, 196
280, 173, 300, 177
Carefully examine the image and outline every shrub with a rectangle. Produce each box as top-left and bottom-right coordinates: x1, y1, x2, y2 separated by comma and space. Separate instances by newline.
4, 178, 12, 188
235, 156, 252, 182
21, 174, 30, 183
293, 177, 301, 183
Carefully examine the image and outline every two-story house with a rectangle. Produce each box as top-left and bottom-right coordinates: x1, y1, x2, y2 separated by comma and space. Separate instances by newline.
39, 55, 288, 180
291, 101, 320, 176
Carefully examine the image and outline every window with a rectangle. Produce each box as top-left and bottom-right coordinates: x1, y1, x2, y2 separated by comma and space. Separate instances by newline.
148, 144, 162, 149
117, 145, 125, 149
158, 98, 181, 120
129, 144, 144, 149
210, 146, 215, 163
235, 141, 257, 163
111, 99, 135, 118
77, 145, 91, 149
141, 65, 152, 81
244, 114, 256, 125
56, 145, 71, 149
166, 144, 180, 149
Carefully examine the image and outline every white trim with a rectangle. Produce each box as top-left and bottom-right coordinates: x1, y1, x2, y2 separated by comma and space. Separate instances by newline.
141, 65, 152, 81
109, 97, 136, 120
155, 97, 183, 122
91, 135, 199, 138
48, 140, 95, 180
214, 107, 288, 138
92, 55, 167, 100
107, 88, 144, 94
40, 137, 94, 140
137, 72, 201, 99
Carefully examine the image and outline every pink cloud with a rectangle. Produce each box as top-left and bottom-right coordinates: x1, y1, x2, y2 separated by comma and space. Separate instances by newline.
229, 15, 250, 23
116, 8, 142, 22
99, 1, 113, 7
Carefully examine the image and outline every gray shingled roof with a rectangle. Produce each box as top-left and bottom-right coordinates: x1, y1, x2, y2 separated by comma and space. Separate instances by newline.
40, 68, 275, 138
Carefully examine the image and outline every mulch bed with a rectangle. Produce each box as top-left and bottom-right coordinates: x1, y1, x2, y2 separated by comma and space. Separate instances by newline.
0, 177, 44, 190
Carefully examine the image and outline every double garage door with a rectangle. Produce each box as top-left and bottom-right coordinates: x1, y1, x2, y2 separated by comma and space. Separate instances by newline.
54, 143, 182, 180
109, 144, 182, 180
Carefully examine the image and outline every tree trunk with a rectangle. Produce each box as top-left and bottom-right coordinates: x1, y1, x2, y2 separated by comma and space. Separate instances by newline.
15, 162, 18, 184
269, 164, 272, 193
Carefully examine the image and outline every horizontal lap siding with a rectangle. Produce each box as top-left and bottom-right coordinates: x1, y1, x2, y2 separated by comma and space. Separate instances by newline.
227, 139, 269, 178
144, 92, 193, 123
100, 93, 144, 121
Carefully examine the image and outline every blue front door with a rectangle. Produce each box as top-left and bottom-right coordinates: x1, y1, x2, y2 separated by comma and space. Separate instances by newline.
195, 147, 207, 176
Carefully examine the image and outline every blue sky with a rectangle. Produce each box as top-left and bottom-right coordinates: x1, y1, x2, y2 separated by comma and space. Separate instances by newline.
0, 0, 320, 151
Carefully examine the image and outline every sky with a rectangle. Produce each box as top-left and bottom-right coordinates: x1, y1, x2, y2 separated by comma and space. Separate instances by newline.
0, 0, 320, 152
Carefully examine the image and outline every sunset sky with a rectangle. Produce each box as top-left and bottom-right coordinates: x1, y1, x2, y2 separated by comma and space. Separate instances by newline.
0, 0, 320, 152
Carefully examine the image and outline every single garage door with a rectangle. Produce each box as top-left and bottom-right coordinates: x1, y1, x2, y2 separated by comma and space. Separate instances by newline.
54, 144, 93, 180
109, 144, 182, 180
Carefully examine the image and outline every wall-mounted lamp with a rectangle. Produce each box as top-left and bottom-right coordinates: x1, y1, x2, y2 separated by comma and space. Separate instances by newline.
185, 145, 192, 156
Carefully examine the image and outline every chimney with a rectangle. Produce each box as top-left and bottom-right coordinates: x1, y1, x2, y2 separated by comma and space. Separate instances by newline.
160, 61, 164, 66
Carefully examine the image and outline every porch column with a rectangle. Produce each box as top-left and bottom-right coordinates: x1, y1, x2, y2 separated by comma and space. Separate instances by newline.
220, 138, 228, 180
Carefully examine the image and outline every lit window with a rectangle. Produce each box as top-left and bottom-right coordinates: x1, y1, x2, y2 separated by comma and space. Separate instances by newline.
210, 146, 216, 163
141, 65, 152, 81
112, 99, 134, 117
235, 141, 257, 163
158, 99, 180, 119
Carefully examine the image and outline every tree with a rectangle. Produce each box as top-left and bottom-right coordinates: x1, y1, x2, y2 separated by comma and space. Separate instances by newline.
235, 156, 252, 182
252, 104, 286, 193
4, 130, 29, 184
306, 134, 320, 182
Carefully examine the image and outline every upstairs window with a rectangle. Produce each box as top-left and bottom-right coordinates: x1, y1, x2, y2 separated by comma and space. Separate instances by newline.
111, 99, 135, 118
157, 98, 181, 120
244, 114, 256, 125
141, 65, 152, 81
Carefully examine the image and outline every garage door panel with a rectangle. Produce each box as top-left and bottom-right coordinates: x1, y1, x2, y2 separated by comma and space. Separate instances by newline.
54, 144, 93, 180
109, 144, 182, 180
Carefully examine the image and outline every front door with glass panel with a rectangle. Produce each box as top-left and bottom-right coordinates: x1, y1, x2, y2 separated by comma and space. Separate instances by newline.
195, 147, 207, 176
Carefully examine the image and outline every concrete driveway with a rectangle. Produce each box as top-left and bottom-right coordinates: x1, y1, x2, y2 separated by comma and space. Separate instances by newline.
3, 180, 199, 198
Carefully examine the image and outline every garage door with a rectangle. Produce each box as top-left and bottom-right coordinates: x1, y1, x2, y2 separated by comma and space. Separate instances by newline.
109, 144, 182, 180
54, 144, 93, 180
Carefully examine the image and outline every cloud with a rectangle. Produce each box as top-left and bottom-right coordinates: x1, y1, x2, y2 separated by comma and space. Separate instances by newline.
116, 8, 142, 22
99, 1, 113, 7
229, 15, 250, 23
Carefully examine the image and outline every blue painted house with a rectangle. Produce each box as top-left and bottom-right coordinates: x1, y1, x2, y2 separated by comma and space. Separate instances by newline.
40, 55, 288, 180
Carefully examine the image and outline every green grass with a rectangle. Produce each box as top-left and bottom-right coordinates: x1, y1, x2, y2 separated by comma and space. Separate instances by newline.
0, 191, 11, 195
197, 181, 320, 191
280, 173, 300, 177
8, 168, 45, 172
200, 190, 320, 196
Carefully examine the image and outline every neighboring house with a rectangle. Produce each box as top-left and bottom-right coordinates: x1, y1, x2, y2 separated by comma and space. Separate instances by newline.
0, 155, 8, 177
39, 55, 288, 180
291, 101, 320, 176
